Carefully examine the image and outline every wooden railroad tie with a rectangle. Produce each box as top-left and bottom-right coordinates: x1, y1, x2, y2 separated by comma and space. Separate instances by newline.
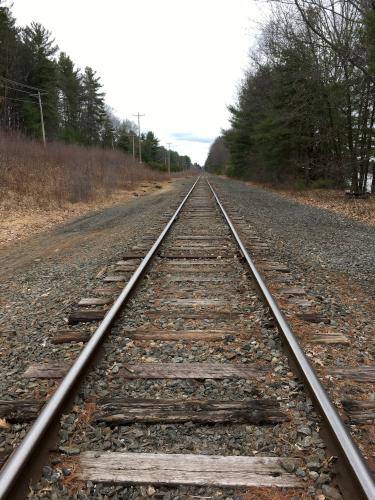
124, 329, 237, 341
310, 333, 349, 345
93, 398, 288, 425
68, 309, 107, 324
0, 399, 42, 422
330, 366, 375, 383
297, 313, 330, 324
145, 310, 248, 319
23, 362, 70, 379
52, 330, 91, 344
78, 452, 304, 488
342, 400, 375, 424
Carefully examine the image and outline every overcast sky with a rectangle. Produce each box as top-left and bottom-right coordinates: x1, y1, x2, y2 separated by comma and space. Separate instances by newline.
11, 0, 268, 164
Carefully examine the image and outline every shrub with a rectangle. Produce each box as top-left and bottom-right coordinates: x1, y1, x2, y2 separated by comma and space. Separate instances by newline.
0, 133, 168, 208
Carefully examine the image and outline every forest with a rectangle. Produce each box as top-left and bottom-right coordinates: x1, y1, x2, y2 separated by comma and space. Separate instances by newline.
0, 1, 191, 172
206, 0, 375, 194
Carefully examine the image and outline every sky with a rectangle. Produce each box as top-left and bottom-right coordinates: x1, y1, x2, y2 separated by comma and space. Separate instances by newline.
11, 0, 268, 164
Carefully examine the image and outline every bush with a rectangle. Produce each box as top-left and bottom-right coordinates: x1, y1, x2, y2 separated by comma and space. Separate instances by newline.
310, 178, 338, 189
0, 133, 167, 208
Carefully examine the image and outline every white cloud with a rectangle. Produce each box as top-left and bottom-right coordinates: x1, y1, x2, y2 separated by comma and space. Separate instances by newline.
11, 0, 268, 163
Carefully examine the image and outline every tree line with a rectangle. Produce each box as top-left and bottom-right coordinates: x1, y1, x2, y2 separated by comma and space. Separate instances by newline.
206, 0, 375, 193
0, 1, 192, 171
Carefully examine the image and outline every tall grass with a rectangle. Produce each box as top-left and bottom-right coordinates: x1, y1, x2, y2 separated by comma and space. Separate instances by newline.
0, 133, 168, 208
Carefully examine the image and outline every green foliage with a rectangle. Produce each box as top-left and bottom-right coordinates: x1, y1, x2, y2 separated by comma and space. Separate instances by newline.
21, 22, 59, 138
142, 131, 159, 163
57, 52, 81, 142
220, 1, 375, 193
366, 10, 375, 75
79, 66, 105, 145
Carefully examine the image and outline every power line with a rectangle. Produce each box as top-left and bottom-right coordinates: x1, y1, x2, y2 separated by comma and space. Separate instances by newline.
0, 76, 47, 146
0, 95, 39, 104
0, 83, 39, 96
0, 76, 48, 93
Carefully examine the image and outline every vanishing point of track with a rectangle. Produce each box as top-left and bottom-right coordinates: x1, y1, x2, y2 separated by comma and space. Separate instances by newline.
0, 176, 374, 499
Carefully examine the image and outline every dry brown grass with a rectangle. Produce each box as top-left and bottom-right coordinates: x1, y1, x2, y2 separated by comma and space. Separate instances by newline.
0, 133, 167, 209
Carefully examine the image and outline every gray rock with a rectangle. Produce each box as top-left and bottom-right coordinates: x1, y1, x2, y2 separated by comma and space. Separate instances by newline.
280, 459, 295, 473
307, 461, 321, 471
317, 472, 331, 485
297, 425, 311, 436
295, 467, 306, 477
322, 485, 343, 499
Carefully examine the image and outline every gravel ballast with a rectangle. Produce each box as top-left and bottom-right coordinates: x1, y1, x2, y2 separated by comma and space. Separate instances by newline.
24, 180, 340, 499
212, 177, 375, 292
0, 178, 193, 463
212, 176, 375, 476
1, 176, 371, 499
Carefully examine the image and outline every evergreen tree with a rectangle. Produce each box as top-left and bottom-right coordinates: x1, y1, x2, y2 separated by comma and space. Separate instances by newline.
57, 52, 81, 142
0, 2, 28, 129
142, 131, 159, 163
80, 66, 105, 145
21, 22, 59, 138
116, 120, 137, 154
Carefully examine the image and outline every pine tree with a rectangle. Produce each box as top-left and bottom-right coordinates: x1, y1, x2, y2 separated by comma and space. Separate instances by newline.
80, 66, 105, 145
21, 22, 59, 138
142, 131, 159, 163
57, 52, 81, 142
0, 1, 26, 129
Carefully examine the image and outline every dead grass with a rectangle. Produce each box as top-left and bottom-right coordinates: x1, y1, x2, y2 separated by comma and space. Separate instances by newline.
0, 178, 174, 248
0, 134, 198, 247
0, 133, 167, 210
248, 182, 375, 226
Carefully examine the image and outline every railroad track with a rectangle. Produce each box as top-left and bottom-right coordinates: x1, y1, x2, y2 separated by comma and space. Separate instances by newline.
0, 176, 374, 499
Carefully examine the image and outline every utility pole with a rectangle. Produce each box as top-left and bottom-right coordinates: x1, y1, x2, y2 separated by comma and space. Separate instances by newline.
36, 91, 46, 147
167, 142, 172, 175
131, 134, 135, 159
133, 112, 145, 163
2, 77, 47, 146
127, 134, 135, 159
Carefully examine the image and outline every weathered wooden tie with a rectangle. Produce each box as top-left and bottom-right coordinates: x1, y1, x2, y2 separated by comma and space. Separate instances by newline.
311, 333, 349, 345
342, 400, 375, 424
0, 400, 42, 422
78, 297, 113, 306
23, 362, 70, 378
78, 452, 303, 488
297, 313, 330, 324
68, 309, 107, 324
331, 366, 375, 383
52, 330, 90, 344
145, 310, 246, 319
103, 275, 127, 283
93, 398, 287, 425
124, 329, 237, 341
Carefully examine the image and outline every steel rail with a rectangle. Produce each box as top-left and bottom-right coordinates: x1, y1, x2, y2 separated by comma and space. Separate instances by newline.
207, 177, 375, 500
0, 176, 200, 500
